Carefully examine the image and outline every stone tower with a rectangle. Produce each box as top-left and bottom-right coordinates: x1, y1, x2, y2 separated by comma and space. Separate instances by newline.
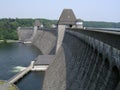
34, 20, 41, 29
56, 9, 77, 53
58, 9, 76, 28
31, 20, 41, 41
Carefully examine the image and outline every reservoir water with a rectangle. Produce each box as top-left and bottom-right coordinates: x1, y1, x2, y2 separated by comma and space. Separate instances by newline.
0, 42, 44, 90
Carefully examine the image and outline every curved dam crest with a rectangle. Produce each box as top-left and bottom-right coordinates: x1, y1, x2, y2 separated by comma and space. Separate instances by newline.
42, 30, 120, 90
17, 9, 120, 90
18, 27, 120, 90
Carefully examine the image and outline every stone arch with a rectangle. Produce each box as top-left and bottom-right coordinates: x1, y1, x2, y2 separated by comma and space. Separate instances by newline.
99, 52, 102, 58
94, 48, 98, 54
105, 66, 120, 90
94, 57, 110, 89
69, 24, 72, 28
85, 49, 104, 89
100, 58, 110, 89
104, 58, 110, 70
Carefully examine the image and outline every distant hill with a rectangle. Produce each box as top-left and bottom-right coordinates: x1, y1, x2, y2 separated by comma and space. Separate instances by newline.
83, 21, 120, 28
0, 18, 57, 40
0, 18, 120, 40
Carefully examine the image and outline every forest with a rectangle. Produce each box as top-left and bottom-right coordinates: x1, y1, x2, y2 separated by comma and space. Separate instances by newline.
0, 18, 120, 40
0, 18, 57, 40
84, 21, 120, 28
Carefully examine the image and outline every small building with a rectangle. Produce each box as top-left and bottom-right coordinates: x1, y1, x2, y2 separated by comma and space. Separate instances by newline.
41, 24, 44, 28
51, 24, 56, 28
76, 19, 83, 28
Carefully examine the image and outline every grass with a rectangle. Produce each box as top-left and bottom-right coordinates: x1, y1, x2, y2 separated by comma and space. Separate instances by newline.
8, 85, 18, 90
0, 80, 5, 84
0, 80, 18, 90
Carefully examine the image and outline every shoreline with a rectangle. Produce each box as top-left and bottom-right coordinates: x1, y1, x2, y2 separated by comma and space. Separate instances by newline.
0, 40, 19, 43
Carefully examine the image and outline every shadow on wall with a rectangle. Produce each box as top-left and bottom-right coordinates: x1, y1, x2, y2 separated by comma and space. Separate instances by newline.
63, 32, 120, 90
32, 30, 57, 55
42, 31, 120, 90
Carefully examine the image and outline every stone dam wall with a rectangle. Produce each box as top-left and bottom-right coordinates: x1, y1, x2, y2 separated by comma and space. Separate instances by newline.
18, 28, 120, 90
42, 29, 120, 90
17, 27, 33, 41
32, 29, 57, 55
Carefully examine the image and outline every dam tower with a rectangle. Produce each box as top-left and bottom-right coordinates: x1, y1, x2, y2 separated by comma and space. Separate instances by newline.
56, 9, 77, 52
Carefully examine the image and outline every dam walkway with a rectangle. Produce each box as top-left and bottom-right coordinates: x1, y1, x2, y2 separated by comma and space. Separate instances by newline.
32, 55, 55, 71
8, 55, 54, 84
8, 61, 34, 84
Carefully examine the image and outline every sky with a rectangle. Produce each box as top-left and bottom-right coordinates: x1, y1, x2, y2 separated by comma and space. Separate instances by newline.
0, 0, 120, 22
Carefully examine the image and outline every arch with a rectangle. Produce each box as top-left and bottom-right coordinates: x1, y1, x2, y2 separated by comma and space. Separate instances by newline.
86, 52, 103, 89
104, 58, 110, 70
105, 66, 120, 90
94, 57, 110, 89
94, 49, 98, 54
69, 24, 72, 28
99, 53, 102, 58
90, 45, 94, 51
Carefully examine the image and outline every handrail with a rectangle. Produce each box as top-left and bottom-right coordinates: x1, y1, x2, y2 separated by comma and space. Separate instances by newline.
67, 29, 120, 50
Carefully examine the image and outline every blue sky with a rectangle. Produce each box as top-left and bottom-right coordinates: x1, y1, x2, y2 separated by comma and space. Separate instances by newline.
0, 0, 119, 22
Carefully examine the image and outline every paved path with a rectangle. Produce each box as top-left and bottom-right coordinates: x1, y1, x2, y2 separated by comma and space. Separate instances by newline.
8, 61, 34, 84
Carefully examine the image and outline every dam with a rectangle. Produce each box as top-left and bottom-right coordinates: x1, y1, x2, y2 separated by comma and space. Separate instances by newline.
2, 9, 119, 90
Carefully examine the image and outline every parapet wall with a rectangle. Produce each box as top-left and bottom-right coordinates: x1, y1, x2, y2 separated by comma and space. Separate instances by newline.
42, 29, 120, 90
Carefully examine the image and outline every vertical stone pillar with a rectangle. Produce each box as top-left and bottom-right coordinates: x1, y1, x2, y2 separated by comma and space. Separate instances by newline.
31, 26, 38, 40
31, 20, 41, 41
17, 27, 21, 41
56, 9, 77, 53
56, 25, 65, 53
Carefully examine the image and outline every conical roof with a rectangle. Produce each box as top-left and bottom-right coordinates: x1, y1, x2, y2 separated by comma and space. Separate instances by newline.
58, 9, 76, 25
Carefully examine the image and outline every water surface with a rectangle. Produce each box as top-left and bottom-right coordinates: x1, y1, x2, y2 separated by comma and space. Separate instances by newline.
0, 43, 44, 90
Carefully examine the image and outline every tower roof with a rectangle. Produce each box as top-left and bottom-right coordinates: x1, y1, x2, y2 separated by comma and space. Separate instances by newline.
58, 9, 77, 25
34, 20, 41, 26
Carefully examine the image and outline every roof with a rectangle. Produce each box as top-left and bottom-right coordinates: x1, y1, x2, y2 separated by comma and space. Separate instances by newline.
34, 20, 41, 26
76, 19, 83, 22
34, 55, 55, 65
58, 9, 77, 25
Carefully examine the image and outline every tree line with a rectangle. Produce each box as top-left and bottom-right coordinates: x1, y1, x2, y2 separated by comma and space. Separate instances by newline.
0, 18, 57, 40
83, 21, 120, 28
0, 18, 119, 40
